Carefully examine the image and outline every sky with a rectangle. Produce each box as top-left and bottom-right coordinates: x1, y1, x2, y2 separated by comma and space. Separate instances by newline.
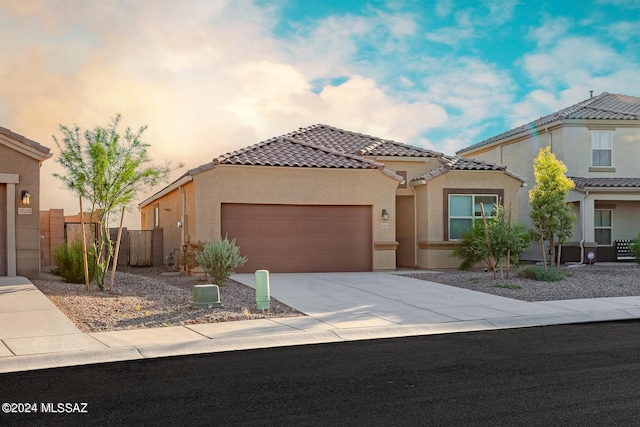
1, 0, 639, 228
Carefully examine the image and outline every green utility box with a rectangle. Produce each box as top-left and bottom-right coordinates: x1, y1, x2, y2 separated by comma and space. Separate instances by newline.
191, 284, 224, 308
255, 270, 270, 311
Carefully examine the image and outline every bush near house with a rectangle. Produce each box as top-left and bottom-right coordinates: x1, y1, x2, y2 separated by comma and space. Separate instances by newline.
180, 241, 205, 274
630, 230, 640, 262
517, 265, 563, 282
195, 236, 247, 286
52, 240, 96, 284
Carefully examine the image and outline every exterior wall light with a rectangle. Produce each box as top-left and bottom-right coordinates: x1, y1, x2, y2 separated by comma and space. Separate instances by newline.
381, 209, 388, 220
21, 190, 31, 205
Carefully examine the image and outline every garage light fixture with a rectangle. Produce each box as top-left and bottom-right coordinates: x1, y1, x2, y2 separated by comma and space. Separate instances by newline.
381, 209, 388, 220
21, 190, 31, 205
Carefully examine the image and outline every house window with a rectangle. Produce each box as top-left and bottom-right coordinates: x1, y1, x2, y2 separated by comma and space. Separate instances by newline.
154, 204, 160, 228
448, 194, 498, 240
594, 209, 612, 245
592, 130, 612, 167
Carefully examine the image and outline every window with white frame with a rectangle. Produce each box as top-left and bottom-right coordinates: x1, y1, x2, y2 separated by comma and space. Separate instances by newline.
594, 209, 612, 245
592, 130, 612, 167
448, 194, 498, 240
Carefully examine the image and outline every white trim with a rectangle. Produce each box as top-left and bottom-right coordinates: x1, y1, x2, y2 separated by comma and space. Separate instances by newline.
138, 175, 193, 208
0, 135, 51, 162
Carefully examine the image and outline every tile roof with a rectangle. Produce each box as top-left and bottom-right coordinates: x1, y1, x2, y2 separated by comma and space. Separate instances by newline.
0, 126, 51, 156
458, 92, 640, 154
213, 124, 442, 168
284, 124, 442, 157
570, 177, 640, 189
214, 136, 384, 170
412, 156, 525, 183
140, 123, 526, 207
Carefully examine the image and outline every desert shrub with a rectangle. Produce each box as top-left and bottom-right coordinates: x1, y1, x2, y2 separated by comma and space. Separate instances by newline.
195, 236, 247, 286
180, 241, 205, 273
52, 240, 96, 284
517, 265, 563, 282
630, 230, 640, 263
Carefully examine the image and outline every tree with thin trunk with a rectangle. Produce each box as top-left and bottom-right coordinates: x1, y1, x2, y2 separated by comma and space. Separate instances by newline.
529, 147, 575, 270
53, 114, 178, 291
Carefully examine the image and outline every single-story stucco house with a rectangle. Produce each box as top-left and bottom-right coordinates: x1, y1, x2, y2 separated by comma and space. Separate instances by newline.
139, 124, 525, 272
0, 126, 52, 277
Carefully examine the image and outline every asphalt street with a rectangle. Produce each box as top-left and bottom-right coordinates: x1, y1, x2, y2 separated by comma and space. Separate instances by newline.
2, 320, 640, 426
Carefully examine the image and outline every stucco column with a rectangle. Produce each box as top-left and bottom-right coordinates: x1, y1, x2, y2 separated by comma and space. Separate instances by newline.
1, 176, 19, 277
583, 195, 595, 243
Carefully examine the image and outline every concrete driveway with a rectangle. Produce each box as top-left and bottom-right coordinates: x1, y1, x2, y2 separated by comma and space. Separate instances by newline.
231, 271, 603, 330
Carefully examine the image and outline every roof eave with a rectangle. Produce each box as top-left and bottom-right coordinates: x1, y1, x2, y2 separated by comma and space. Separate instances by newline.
138, 174, 194, 208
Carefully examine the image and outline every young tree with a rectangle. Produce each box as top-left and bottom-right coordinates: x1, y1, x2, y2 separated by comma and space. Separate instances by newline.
54, 114, 177, 291
528, 147, 575, 270
452, 204, 530, 278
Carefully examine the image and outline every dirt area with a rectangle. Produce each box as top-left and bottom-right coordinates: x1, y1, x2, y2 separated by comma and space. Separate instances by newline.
404, 263, 640, 302
33, 266, 303, 333
32, 263, 640, 333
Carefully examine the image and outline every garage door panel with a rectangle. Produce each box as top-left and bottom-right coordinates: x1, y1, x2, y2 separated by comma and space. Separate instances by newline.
222, 204, 372, 273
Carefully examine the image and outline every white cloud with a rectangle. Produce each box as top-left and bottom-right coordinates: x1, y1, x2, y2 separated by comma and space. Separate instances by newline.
521, 36, 630, 87
0, 0, 446, 228
527, 16, 573, 47
435, 0, 453, 18
605, 20, 640, 43
425, 58, 515, 123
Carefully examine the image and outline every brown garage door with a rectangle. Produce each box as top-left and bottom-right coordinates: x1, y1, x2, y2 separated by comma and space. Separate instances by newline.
221, 204, 372, 273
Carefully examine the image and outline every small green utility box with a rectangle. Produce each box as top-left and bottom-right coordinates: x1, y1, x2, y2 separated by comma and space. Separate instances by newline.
255, 270, 270, 311
191, 284, 224, 308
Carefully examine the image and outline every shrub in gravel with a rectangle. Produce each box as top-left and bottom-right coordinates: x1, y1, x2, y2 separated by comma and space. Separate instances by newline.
196, 236, 247, 286
180, 241, 205, 274
52, 240, 96, 284
631, 230, 640, 263
517, 265, 564, 282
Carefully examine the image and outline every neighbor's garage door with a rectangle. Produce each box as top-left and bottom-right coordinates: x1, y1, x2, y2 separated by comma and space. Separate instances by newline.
221, 204, 372, 273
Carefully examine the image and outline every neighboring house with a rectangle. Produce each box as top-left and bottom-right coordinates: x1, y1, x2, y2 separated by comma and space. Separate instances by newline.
0, 127, 52, 277
457, 92, 640, 263
139, 124, 525, 273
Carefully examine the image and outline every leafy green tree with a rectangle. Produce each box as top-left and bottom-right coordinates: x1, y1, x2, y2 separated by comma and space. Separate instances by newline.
54, 114, 177, 291
528, 147, 575, 270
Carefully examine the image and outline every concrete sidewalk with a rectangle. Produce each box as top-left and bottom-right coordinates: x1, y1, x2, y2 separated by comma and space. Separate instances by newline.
2, 272, 640, 373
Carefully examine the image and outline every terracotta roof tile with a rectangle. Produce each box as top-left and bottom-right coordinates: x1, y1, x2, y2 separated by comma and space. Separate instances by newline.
458, 92, 640, 154
286, 124, 441, 157
570, 177, 640, 189
215, 124, 441, 168
411, 155, 525, 183
141, 123, 526, 207
214, 137, 383, 170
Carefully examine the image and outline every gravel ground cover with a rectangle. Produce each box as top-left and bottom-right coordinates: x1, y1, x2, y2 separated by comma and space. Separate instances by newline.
33, 263, 640, 333
404, 263, 640, 302
32, 267, 303, 333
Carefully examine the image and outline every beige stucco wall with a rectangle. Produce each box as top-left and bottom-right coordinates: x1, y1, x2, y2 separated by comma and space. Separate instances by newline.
557, 123, 640, 177
192, 165, 400, 270
142, 166, 400, 270
141, 181, 196, 264
462, 121, 640, 254
0, 145, 43, 277
413, 170, 524, 269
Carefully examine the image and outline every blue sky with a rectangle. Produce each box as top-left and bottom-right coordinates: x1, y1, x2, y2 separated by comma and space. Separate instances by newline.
0, 0, 638, 222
